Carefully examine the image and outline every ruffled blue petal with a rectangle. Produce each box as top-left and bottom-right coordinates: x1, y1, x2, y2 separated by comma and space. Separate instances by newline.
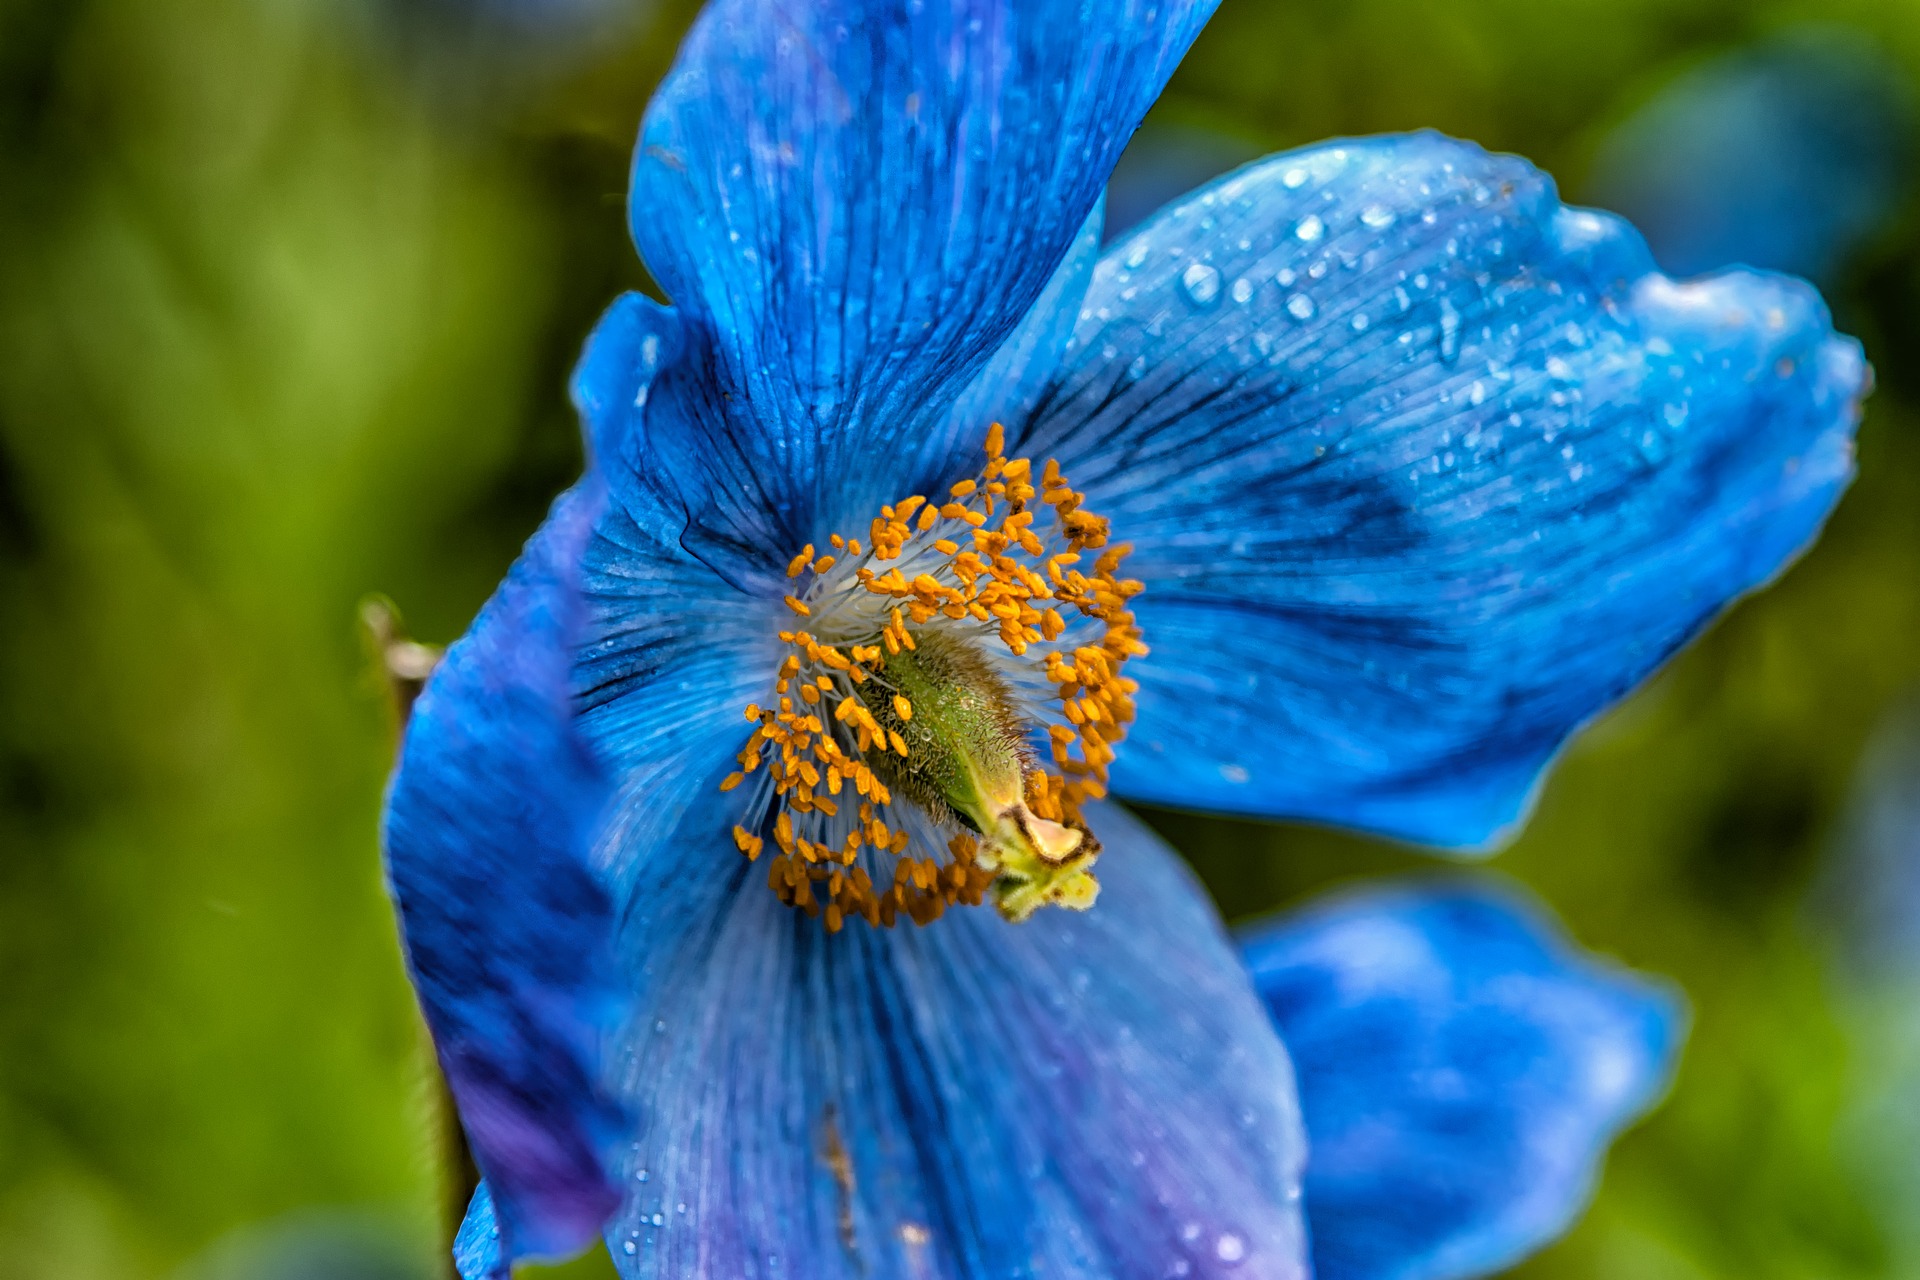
383, 480, 628, 1273
1239, 881, 1683, 1280
1587, 28, 1914, 283
629, 0, 1219, 547
597, 803, 1307, 1280
1010, 132, 1866, 848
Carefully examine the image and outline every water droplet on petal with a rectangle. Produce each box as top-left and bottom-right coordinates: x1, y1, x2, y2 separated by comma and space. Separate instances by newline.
1286, 293, 1316, 321
1230, 277, 1254, 305
1282, 166, 1309, 189
1124, 242, 1149, 270
1216, 1233, 1247, 1264
1438, 298, 1461, 364
1360, 204, 1395, 229
1180, 262, 1222, 307
1294, 214, 1324, 243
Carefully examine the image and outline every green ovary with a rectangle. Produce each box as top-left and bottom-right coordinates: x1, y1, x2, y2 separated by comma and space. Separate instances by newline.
860, 631, 1100, 923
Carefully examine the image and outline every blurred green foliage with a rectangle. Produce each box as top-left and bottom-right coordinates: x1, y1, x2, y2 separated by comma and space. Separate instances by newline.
2, 0, 1917, 1277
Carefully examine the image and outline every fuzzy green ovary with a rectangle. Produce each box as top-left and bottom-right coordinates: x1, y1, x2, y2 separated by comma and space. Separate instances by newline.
861, 633, 1099, 922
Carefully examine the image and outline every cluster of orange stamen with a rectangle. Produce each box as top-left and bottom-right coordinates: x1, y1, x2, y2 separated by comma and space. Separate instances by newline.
719, 425, 1146, 931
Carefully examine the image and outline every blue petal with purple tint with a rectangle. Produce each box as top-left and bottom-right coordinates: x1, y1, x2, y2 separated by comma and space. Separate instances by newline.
383, 480, 628, 1275
591, 802, 1308, 1280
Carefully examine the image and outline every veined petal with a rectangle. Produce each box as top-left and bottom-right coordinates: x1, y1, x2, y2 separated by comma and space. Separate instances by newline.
383, 479, 628, 1273
1013, 132, 1867, 848
598, 802, 1307, 1279
1239, 881, 1683, 1280
566, 285, 792, 772
630, 0, 1217, 548
939, 196, 1107, 450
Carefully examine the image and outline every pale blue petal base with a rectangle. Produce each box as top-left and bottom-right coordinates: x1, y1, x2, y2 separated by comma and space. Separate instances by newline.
597, 803, 1308, 1280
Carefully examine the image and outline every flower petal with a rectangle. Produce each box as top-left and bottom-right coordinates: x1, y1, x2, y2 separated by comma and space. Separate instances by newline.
598, 802, 1307, 1279
570, 292, 685, 477
940, 196, 1107, 446
1011, 132, 1867, 848
383, 479, 628, 1273
1239, 880, 1683, 1280
629, 0, 1218, 546
455, 1183, 504, 1280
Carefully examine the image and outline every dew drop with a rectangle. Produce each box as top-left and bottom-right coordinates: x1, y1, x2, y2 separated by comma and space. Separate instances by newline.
1180, 262, 1222, 307
1294, 214, 1324, 243
1286, 293, 1316, 321
652, 1212, 666, 1227
1216, 1233, 1248, 1264
1360, 204, 1395, 229
1438, 298, 1462, 364
1230, 277, 1254, 305
1282, 166, 1309, 189
1350, 313, 1369, 332
624, 1241, 637, 1255
1124, 242, 1149, 269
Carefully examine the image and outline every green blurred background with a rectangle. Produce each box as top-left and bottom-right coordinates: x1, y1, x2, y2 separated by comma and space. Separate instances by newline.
3, 0, 1919, 1276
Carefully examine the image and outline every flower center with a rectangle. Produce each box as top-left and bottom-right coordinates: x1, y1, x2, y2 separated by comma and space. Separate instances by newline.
719, 425, 1145, 931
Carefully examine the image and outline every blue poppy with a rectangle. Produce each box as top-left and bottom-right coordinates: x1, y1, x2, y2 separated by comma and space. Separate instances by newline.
382, 1, 1868, 1276
1586, 26, 1914, 284
1240, 882, 1683, 1280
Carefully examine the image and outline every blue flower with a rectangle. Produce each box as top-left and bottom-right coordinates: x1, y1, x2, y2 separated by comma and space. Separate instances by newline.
1586, 26, 1914, 284
381, 2, 1868, 1276
1240, 882, 1683, 1280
